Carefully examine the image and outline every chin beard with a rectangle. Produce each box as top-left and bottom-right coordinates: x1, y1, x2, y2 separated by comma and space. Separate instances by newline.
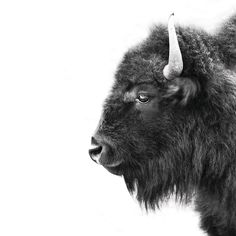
122, 161, 195, 210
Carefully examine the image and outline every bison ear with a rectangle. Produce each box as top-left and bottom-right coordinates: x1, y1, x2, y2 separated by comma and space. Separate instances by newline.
162, 77, 200, 105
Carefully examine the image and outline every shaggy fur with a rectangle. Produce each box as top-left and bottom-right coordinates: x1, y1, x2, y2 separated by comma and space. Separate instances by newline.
91, 14, 236, 236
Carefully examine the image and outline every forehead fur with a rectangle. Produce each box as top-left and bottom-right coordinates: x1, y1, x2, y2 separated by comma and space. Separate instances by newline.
115, 51, 166, 85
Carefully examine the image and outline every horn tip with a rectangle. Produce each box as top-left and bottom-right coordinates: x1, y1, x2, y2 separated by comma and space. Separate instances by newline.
168, 13, 175, 21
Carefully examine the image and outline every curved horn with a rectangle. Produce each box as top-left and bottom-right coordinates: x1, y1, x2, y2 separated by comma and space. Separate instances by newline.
163, 13, 183, 80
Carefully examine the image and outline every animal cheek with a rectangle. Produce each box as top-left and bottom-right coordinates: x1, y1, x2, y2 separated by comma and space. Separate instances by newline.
136, 100, 159, 120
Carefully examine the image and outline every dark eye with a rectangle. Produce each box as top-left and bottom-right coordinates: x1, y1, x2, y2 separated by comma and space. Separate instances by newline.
136, 94, 150, 103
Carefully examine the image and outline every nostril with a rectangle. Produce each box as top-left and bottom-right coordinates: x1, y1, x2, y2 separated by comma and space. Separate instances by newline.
89, 145, 102, 157
89, 144, 103, 163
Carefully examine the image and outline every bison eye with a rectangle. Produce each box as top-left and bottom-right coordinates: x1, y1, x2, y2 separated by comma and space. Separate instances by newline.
136, 94, 150, 103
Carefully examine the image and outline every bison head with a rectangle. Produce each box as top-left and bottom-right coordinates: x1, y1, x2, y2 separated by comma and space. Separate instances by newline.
89, 14, 236, 209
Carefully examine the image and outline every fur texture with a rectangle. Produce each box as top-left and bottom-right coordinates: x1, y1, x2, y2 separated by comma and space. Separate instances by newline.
92, 14, 236, 236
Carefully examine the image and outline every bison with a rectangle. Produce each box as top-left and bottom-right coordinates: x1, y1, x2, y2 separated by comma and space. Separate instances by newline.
89, 13, 236, 236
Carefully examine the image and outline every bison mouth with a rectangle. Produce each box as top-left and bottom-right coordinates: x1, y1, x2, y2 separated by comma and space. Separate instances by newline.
89, 135, 124, 175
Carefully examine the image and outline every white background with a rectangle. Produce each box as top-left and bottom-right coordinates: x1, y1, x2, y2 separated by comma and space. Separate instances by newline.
0, 0, 236, 235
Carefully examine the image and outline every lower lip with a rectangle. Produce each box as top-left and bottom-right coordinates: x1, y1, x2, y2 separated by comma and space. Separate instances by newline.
103, 160, 123, 168
104, 164, 123, 176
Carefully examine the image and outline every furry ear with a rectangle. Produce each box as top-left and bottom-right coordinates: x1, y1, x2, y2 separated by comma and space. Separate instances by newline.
162, 77, 200, 105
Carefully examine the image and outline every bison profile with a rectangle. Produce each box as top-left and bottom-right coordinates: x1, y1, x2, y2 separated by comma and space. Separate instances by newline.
89, 13, 236, 236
